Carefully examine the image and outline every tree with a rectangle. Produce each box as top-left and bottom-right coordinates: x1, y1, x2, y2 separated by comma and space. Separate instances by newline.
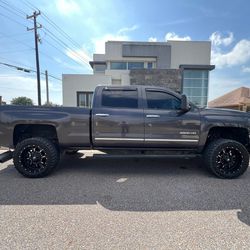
11, 97, 34, 106
42, 102, 61, 107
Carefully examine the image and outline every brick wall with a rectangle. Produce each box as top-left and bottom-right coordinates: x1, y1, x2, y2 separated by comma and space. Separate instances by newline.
129, 69, 182, 93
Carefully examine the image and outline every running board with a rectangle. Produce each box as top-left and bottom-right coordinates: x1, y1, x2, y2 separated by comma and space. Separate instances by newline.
0, 151, 13, 163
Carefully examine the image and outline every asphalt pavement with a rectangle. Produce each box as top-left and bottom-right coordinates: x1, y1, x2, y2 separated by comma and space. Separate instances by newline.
0, 150, 250, 249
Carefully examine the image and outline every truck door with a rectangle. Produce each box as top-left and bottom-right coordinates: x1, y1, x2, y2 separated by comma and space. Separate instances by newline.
92, 87, 144, 147
144, 89, 200, 148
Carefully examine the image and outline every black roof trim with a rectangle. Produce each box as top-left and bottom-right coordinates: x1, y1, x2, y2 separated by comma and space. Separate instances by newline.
89, 61, 106, 68
179, 64, 215, 71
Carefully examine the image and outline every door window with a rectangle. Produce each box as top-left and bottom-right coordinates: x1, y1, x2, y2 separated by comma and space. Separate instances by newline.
146, 90, 181, 110
102, 89, 138, 109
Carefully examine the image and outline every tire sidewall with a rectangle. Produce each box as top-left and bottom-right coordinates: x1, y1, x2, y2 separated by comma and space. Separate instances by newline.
207, 140, 249, 179
13, 137, 59, 178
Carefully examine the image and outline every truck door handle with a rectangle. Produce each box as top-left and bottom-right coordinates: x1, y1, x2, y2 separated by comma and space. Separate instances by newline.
95, 113, 110, 117
146, 114, 160, 118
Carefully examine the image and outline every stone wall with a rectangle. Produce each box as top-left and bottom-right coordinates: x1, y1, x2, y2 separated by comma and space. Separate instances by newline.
129, 69, 182, 93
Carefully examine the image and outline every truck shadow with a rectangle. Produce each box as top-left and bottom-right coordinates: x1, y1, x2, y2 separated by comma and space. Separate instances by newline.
0, 153, 250, 226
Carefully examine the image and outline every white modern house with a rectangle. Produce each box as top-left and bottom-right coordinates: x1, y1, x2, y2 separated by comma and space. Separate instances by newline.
63, 40, 214, 107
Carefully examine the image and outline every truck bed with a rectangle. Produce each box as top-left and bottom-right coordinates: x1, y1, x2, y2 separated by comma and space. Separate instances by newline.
0, 105, 91, 148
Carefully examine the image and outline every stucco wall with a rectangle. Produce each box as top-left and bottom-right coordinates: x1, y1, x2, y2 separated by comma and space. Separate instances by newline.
169, 41, 211, 69
62, 74, 111, 106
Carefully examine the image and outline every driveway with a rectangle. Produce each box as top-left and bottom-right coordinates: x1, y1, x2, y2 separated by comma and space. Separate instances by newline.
0, 151, 250, 249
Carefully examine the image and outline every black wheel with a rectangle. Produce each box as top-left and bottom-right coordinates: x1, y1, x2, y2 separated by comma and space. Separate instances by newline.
13, 137, 60, 178
204, 139, 249, 179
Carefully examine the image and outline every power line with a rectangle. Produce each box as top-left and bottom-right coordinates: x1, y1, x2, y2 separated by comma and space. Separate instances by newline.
0, 32, 31, 39
0, 48, 34, 54
0, 1, 87, 78
0, 60, 62, 81
0, 31, 34, 49
0, 3, 26, 20
0, 0, 27, 16
5, 0, 91, 70
43, 28, 89, 66
0, 12, 27, 28
19, 0, 91, 65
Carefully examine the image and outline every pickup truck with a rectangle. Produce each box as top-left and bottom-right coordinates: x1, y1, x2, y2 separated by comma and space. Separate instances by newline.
0, 85, 249, 179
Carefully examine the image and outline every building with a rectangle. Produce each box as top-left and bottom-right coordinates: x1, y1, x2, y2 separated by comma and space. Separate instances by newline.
63, 40, 214, 107
208, 87, 250, 112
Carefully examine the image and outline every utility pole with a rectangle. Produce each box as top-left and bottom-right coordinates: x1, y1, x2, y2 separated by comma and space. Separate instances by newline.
45, 70, 49, 104
27, 11, 42, 106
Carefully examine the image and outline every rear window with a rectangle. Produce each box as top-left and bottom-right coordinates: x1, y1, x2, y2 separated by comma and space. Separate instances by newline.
102, 89, 138, 108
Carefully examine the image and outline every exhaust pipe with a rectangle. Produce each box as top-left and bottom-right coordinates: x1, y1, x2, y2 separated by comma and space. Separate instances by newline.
0, 151, 13, 163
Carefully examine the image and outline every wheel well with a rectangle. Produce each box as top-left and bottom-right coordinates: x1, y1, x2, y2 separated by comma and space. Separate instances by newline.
206, 127, 249, 147
13, 124, 58, 146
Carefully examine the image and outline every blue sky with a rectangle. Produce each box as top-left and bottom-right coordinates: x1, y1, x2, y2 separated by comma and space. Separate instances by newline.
0, 0, 250, 104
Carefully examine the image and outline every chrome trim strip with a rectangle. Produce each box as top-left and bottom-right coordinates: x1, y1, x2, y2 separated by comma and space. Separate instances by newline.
95, 138, 198, 142
95, 138, 144, 141
95, 113, 110, 117
145, 139, 198, 142
146, 114, 160, 118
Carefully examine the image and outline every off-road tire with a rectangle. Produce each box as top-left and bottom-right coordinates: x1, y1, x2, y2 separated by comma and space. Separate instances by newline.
204, 139, 249, 179
13, 137, 59, 178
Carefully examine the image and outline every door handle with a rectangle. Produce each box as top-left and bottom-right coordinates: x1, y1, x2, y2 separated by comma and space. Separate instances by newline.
146, 114, 160, 118
95, 113, 110, 117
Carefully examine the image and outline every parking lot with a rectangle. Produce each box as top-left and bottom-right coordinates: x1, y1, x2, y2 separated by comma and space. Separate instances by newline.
0, 150, 250, 249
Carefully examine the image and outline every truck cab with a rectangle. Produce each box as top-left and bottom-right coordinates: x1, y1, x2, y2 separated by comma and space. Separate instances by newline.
92, 86, 200, 149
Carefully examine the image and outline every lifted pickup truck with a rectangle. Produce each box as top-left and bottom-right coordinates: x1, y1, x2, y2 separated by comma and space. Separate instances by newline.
0, 85, 249, 178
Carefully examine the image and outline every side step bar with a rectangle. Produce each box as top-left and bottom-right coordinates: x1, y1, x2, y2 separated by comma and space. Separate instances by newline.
0, 151, 13, 163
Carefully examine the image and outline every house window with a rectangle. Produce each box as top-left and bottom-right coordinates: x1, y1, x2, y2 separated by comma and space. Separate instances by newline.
182, 70, 209, 107
147, 62, 153, 69
77, 92, 93, 108
128, 62, 144, 69
110, 62, 127, 70
94, 64, 106, 72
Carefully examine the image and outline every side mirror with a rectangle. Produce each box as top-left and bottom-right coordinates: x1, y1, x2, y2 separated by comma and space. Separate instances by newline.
181, 94, 190, 112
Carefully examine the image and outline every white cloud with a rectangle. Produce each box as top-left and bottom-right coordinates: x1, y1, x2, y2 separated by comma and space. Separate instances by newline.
211, 39, 250, 68
165, 32, 191, 41
55, 0, 80, 16
242, 66, 250, 73
91, 24, 138, 54
209, 31, 234, 47
65, 48, 92, 67
118, 25, 138, 35
92, 34, 129, 54
148, 37, 157, 42
209, 73, 250, 101
53, 57, 88, 73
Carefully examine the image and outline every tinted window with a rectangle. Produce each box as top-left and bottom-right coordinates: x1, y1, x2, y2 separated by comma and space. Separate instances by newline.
146, 91, 181, 110
102, 89, 138, 108
110, 62, 127, 70
128, 62, 144, 69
